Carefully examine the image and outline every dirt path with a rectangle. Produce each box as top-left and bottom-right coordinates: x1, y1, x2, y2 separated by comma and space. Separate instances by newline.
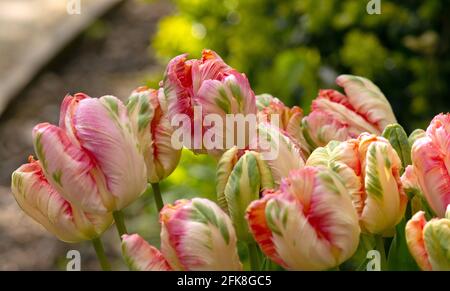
0, 0, 171, 270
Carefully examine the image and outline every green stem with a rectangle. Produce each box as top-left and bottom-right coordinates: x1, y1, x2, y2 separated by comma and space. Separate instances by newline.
151, 182, 164, 213
91, 237, 111, 271
247, 242, 260, 271
113, 210, 128, 239
375, 235, 387, 271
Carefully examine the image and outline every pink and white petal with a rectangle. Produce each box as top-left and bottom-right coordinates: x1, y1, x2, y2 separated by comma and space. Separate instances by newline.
255, 123, 305, 186
336, 75, 397, 131
246, 193, 286, 267
162, 198, 242, 271
59, 93, 90, 147
312, 96, 380, 135
122, 234, 171, 271
32, 123, 105, 213
412, 137, 450, 218
277, 167, 360, 269
74, 96, 147, 211
11, 161, 110, 242
302, 110, 351, 148
405, 211, 433, 271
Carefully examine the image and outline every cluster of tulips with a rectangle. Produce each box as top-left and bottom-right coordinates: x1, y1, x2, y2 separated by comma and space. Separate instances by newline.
11, 50, 449, 271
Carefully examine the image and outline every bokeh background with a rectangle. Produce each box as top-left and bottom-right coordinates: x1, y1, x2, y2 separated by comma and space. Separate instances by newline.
0, 0, 449, 270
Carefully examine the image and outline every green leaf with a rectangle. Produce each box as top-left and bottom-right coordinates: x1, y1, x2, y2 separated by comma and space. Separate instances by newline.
387, 218, 420, 271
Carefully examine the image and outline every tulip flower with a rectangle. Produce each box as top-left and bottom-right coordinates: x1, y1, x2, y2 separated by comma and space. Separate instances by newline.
162, 49, 257, 155
122, 198, 242, 271
409, 113, 450, 218
302, 74, 397, 149
307, 133, 407, 236
217, 124, 305, 244
122, 234, 172, 271
11, 157, 112, 243
246, 167, 360, 270
12, 157, 113, 270
127, 86, 181, 184
32, 93, 147, 216
256, 94, 310, 156
216, 147, 274, 243
127, 86, 182, 212
405, 207, 450, 271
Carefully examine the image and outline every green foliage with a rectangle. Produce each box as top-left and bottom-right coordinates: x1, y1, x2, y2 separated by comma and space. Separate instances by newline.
152, 0, 450, 131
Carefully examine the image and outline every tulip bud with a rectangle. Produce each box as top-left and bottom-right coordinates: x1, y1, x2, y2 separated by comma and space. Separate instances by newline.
410, 113, 450, 218
308, 133, 407, 235
401, 165, 422, 197
160, 198, 242, 270
217, 124, 305, 242
405, 208, 450, 270
253, 122, 306, 185
246, 166, 360, 270
408, 129, 426, 147
33, 93, 147, 213
11, 158, 112, 243
121, 234, 172, 271
127, 86, 181, 183
302, 75, 397, 149
382, 123, 411, 171
162, 49, 257, 155
216, 147, 274, 242
256, 94, 310, 156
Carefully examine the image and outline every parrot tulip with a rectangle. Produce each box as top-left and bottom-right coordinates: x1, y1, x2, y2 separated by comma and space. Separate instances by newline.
302, 74, 397, 149
122, 198, 242, 271
217, 124, 305, 242
160, 198, 242, 270
127, 86, 181, 183
409, 113, 450, 218
122, 234, 172, 271
307, 133, 407, 235
11, 157, 112, 243
256, 94, 310, 157
405, 207, 450, 271
162, 49, 257, 155
32, 93, 147, 214
246, 166, 360, 270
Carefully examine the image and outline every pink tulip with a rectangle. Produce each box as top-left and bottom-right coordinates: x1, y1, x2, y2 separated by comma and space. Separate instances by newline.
127, 86, 181, 183
11, 157, 112, 243
410, 113, 450, 218
162, 49, 257, 154
405, 208, 450, 270
160, 198, 242, 270
33, 93, 147, 213
256, 94, 310, 156
302, 75, 397, 148
122, 198, 242, 271
246, 167, 360, 270
307, 133, 407, 235
122, 234, 172, 271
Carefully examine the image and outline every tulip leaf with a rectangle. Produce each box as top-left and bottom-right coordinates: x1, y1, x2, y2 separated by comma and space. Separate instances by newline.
387, 218, 420, 271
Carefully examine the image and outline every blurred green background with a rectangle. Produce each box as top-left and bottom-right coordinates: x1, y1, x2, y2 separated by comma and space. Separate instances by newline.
150, 0, 450, 132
